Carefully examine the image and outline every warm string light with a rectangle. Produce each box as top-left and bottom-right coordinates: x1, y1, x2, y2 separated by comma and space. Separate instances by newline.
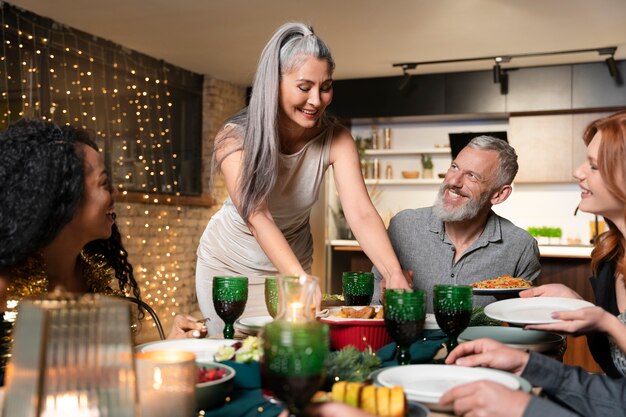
0, 5, 187, 333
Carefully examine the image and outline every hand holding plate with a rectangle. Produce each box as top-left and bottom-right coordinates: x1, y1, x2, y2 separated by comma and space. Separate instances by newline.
439, 379, 531, 417
519, 283, 582, 299
445, 338, 529, 376
524, 306, 613, 335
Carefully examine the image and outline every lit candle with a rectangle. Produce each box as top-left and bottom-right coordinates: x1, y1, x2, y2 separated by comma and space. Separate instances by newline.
135, 351, 196, 417
290, 302, 303, 321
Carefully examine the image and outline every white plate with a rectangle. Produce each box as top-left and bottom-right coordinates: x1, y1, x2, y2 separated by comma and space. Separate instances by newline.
458, 326, 564, 352
373, 365, 526, 410
472, 287, 527, 296
234, 315, 273, 335
134, 338, 236, 362
484, 297, 595, 325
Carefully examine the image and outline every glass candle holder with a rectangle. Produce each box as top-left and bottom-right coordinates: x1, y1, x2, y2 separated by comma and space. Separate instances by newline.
135, 350, 196, 417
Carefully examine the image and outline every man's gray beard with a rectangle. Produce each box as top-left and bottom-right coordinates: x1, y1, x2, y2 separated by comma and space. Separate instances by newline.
432, 185, 492, 222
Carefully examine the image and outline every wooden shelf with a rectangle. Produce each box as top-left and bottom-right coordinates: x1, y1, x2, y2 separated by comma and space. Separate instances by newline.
364, 147, 450, 156
363, 178, 442, 185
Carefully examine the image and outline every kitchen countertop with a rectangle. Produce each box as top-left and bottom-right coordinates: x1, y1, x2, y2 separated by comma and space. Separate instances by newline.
329, 240, 593, 259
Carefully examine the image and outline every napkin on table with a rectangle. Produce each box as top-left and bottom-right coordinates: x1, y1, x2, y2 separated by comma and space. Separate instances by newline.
376, 329, 447, 368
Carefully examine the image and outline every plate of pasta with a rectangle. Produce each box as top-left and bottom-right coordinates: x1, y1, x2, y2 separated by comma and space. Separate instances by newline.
471, 274, 533, 296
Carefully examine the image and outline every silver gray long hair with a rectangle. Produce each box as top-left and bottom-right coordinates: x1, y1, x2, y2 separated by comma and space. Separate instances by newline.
216, 22, 335, 221
467, 135, 519, 189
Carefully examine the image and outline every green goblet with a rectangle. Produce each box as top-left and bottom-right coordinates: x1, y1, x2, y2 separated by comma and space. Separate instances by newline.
261, 319, 329, 416
342, 271, 375, 306
433, 284, 473, 355
265, 276, 279, 318
383, 289, 426, 365
212, 276, 248, 339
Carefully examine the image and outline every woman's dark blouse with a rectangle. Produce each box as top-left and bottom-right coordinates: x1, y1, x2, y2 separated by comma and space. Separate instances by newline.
588, 261, 621, 378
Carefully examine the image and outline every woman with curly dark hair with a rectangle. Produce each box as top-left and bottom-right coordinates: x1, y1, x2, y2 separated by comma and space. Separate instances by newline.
0, 118, 206, 384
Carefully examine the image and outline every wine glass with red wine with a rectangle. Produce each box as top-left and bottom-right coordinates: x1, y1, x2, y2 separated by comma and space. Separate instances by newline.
383, 288, 426, 365
433, 284, 473, 355
212, 276, 248, 339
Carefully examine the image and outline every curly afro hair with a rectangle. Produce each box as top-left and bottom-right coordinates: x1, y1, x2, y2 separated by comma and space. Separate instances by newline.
0, 119, 142, 304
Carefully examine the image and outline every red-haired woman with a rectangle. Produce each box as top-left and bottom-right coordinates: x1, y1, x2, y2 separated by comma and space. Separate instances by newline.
521, 110, 626, 378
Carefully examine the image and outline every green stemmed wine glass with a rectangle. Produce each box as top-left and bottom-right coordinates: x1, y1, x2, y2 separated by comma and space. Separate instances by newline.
433, 284, 473, 355
265, 276, 279, 318
383, 288, 426, 365
342, 271, 375, 306
212, 276, 248, 339
262, 320, 329, 416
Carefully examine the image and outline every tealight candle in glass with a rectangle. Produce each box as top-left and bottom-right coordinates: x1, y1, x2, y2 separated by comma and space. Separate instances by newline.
135, 350, 196, 417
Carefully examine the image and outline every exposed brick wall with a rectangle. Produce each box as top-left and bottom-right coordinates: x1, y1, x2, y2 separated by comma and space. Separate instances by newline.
118, 77, 246, 343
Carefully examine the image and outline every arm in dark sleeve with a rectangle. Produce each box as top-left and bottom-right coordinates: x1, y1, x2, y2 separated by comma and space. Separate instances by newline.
522, 352, 626, 417
523, 397, 581, 417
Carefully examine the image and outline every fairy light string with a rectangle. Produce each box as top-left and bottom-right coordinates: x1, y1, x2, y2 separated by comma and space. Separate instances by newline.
0, 4, 193, 334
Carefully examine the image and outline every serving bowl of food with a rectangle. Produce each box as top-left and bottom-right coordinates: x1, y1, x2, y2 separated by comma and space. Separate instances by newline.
195, 361, 236, 411
471, 274, 533, 296
319, 306, 391, 351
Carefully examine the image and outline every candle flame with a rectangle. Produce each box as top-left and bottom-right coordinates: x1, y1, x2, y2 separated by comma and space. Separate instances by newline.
290, 302, 303, 321
152, 367, 163, 390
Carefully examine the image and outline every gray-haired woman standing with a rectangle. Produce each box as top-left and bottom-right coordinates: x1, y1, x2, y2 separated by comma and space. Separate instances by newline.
196, 22, 408, 336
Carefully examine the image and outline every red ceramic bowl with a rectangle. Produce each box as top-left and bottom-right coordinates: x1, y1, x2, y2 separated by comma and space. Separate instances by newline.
319, 307, 391, 351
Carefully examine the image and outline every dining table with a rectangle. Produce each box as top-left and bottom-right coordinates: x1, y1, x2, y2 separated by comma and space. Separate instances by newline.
200, 329, 451, 417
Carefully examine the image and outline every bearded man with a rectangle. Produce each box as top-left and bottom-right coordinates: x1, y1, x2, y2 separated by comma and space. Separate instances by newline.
373, 135, 540, 312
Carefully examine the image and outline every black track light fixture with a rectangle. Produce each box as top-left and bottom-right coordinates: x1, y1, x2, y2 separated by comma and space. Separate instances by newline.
394, 47, 618, 79
397, 63, 417, 90
493, 63, 501, 84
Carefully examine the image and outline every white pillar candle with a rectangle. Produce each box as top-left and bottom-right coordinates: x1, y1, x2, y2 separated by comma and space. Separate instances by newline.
134, 351, 196, 417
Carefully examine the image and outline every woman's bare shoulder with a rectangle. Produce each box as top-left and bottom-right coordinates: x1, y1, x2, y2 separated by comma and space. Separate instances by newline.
215, 123, 244, 160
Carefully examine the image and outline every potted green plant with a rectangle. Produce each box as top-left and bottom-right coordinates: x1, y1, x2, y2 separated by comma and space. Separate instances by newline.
421, 154, 433, 179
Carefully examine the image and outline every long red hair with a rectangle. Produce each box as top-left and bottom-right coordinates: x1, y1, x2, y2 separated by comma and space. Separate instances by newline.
585, 111, 626, 278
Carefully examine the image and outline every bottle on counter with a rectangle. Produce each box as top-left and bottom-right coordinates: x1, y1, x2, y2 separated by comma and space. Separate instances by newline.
371, 125, 379, 149
373, 158, 380, 179
384, 128, 392, 149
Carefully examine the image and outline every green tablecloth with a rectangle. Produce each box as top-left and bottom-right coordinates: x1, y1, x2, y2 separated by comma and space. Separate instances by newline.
202, 331, 446, 417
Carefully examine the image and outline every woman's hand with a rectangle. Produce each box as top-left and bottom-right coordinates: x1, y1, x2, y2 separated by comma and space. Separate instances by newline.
440, 380, 531, 417
519, 283, 582, 299
525, 306, 611, 335
167, 314, 208, 339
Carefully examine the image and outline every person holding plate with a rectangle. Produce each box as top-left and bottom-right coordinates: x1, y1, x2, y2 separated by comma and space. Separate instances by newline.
441, 338, 626, 417
195, 22, 408, 336
520, 110, 626, 378
372, 135, 541, 311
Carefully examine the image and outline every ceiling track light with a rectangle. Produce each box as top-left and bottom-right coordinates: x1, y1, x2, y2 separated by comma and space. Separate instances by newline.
398, 63, 417, 90
393, 46, 618, 76
492, 62, 502, 84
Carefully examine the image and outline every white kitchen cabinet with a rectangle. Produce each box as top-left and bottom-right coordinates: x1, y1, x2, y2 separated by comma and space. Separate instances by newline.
509, 114, 574, 183
509, 112, 614, 183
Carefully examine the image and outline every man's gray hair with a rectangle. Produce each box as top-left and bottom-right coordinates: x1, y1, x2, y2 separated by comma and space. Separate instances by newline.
467, 135, 518, 188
